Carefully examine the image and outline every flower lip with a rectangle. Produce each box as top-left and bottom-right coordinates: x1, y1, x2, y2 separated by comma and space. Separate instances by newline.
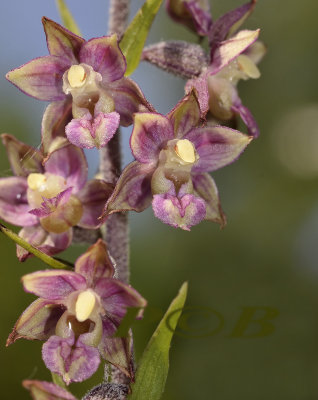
67, 65, 87, 88
174, 139, 196, 164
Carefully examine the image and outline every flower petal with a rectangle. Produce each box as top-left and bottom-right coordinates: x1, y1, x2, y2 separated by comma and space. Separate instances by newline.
77, 179, 113, 229
0, 177, 38, 226
75, 239, 115, 286
231, 100, 259, 138
17, 226, 72, 261
104, 161, 153, 216
42, 335, 100, 384
166, 0, 211, 36
43, 17, 84, 62
98, 318, 133, 378
94, 278, 146, 320
7, 299, 64, 345
65, 112, 120, 149
185, 71, 210, 115
131, 113, 173, 163
208, 0, 256, 48
41, 99, 73, 158
6, 56, 69, 101
44, 145, 87, 192
185, 126, 252, 172
152, 193, 206, 230
192, 173, 226, 226
210, 29, 260, 75
80, 35, 126, 83
1, 134, 44, 177
23, 380, 77, 400
167, 91, 201, 138
110, 77, 154, 126
22, 270, 86, 300
184, 0, 212, 36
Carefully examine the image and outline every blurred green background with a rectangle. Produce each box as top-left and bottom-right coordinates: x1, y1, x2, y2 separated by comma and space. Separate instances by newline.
1, 0, 318, 399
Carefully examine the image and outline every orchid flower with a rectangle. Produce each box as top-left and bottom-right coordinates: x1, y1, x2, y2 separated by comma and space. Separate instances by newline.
103, 92, 251, 230
7, 240, 146, 384
0, 135, 112, 260
6, 18, 152, 149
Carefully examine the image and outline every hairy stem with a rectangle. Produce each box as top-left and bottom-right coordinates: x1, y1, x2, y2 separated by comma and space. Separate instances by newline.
94, 0, 132, 395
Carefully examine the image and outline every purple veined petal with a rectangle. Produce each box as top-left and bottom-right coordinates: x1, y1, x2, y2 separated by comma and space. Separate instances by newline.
44, 145, 88, 192
104, 161, 153, 217
1, 134, 44, 177
77, 179, 113, 229
166, 0, 211, 36
185, 71, 210, 116
0, 177, 38, 226
75, 239, 115, 286
130, 113, 174, 163
80, 35, 126, 83
42, 17, 85, 62
98, 318, 133, 378
42, 334, 100, 384
65, 112, 120, 149
210, 29, 260, 75
6, 299, 64, 345
185, 125, 252, 173
23, 380, 77, 400
6, 56, 69, 101
22, 270, 87, 300
17, 226, 73, 261
231, 100, 259, 138
152, 193, 206, 230
192, 173, 226, 226
184, 0, 212, 36
95, 277, 146, 320
109, 77, 154, 127
208, 0, 256, 49
167, 91, 202, 138
41, 99, 73, 158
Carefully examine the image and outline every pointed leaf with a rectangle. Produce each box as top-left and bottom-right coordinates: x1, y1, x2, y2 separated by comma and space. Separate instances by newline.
128, 282, 188, 400
0, 223, 69, 269
120, 0, 164, 76
55, 0, 81, 36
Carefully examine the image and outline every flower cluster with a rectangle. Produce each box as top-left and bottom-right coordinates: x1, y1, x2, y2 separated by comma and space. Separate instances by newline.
2, 0, 264, 393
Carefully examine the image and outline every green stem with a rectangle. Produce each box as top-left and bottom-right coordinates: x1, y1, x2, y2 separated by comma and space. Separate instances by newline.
52, 372, 67, 389
0, 223, 70, 269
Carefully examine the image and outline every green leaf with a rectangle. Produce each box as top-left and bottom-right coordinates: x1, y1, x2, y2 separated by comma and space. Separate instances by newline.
0, 223, 70, 269
55, 0, 81, 36
128, 282, 188, 400
120, 0, 164, 76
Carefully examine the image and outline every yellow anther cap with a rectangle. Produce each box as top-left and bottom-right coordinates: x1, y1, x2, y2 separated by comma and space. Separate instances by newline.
67, 65, 87, 88
175, 139, 196, 163
75, 290, 96, 322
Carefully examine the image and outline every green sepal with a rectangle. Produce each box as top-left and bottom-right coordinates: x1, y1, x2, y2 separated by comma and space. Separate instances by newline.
120, 0, 164, 76
55, 0, 81, 36
128, 282, 188, 400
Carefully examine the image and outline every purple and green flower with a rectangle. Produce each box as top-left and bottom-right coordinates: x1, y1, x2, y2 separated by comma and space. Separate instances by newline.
103, 91, 251, 230
7, 240, 146, 384
0, 135, 112, 260
6, 18, 152, 150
